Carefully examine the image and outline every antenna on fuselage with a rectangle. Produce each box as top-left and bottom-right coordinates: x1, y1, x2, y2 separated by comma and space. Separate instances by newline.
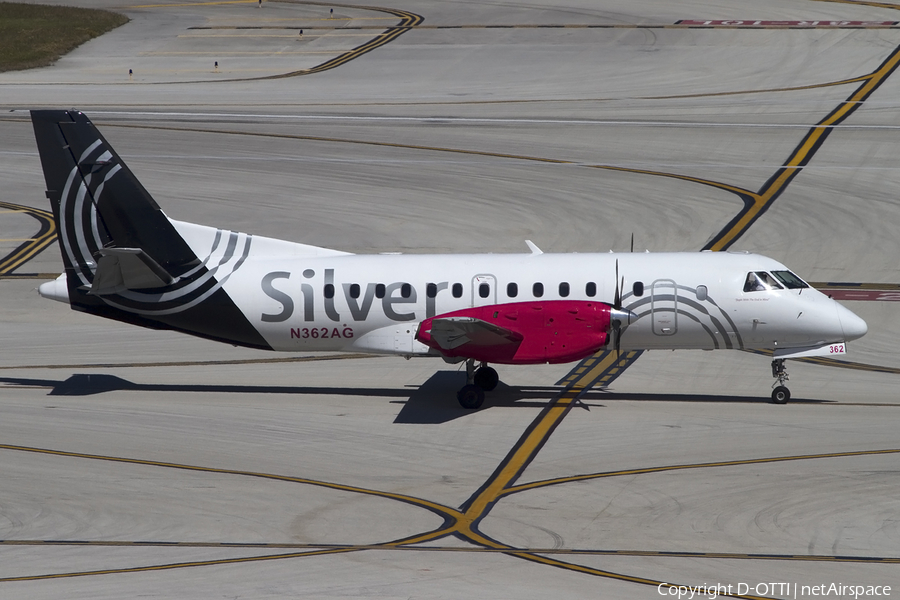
525, 240, 543, 255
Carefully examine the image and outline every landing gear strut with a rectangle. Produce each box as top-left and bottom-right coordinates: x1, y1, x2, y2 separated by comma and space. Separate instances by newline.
771, 359, 791, 404
456, 360, 499, 409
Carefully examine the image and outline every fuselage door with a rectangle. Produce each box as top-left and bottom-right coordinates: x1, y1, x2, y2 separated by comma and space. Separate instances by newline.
651, 279, 678, 336
472, 274, 497, 307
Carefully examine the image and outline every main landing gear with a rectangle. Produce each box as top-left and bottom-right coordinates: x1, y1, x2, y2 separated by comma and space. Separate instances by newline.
771, 358, 791, 404
457, 359, 499, 409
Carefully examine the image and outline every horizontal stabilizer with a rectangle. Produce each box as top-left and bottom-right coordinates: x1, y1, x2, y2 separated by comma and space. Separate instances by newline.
89, 248, 176, 295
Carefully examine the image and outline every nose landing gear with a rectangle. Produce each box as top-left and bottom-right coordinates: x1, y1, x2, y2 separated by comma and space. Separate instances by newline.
457, 360, 499, 409
771, 358, 791, 404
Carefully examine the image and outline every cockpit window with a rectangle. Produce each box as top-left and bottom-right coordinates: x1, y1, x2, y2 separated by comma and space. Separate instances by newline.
771, 270, 809, 289
743, 271, 784, 292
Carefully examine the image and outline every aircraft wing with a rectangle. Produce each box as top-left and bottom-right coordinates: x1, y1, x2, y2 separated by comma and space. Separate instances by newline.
428, 317, 524, 351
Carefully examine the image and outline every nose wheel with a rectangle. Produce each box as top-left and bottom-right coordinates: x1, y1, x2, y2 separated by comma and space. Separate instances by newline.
771, 359, 791, 404
457, 360, 499, 409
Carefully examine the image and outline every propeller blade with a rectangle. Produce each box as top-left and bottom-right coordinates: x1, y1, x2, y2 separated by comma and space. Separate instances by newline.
614, 259, 621, 309
613, 320, 621, 359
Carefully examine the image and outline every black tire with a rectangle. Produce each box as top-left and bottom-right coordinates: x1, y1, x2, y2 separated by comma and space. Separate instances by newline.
457, 384, 485, 409
473, 366, 499, 391
771, 386, 791, 404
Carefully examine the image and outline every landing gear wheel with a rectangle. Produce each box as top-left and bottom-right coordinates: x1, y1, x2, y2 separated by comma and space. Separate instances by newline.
770, 359, 791, 404
457, 384, 485, 409
474, 366, 499, 391
771, 385, 791, 404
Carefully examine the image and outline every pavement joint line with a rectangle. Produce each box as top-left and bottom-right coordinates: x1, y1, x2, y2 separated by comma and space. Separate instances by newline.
1, 540, 897, 562
188, 23, 900, 29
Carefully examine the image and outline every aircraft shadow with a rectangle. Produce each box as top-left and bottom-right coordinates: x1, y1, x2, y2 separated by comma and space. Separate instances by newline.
393, 371, 571, 424
0, 372, 832, 426
0, 374, 415, 399
392, 372, 834, 423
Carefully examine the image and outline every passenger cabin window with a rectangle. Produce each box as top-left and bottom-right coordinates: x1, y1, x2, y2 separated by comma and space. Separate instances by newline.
771, 270, 809, 289
349, 283, 360, 299
507, 282, 518, 298
452, 283, 463, 298
401, 283, 412, 299
559, 282, 570, 297
375, 283, 386, 299
324, 284, 335, 299
479, 283, 490, 298
533, 282, 544, 298
426, 283, 437, 298
585, 282, 596, 297
633, 281, 644, 297
743, 271, 783, 293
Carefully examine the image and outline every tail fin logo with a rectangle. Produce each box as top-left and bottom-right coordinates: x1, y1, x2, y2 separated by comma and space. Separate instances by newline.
58, 139, 118, 286
57, 126, 252, 316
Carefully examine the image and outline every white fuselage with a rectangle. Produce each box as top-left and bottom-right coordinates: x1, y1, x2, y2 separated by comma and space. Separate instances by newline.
156, 221, 865, 358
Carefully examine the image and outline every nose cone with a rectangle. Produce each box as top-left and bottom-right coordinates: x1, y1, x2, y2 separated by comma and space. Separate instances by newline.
837, 303, 868, 341
38, 274, 70, 304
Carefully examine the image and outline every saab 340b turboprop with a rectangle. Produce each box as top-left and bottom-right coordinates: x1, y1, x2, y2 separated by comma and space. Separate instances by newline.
31, 110, 867, 408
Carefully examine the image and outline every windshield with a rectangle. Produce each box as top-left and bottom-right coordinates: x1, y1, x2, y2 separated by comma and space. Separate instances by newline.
743, 271, 784, 292
771, 270, 809, 289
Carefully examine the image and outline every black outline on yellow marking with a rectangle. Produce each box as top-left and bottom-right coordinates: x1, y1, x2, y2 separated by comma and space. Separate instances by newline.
0, 273, 60, 279
190, 22, 900, 30
555, 350, 643, 388
814, 0, 900, 11
795, 357, 900, 374
744, 348, 900, 375
0, 443, 463, 527
151, 1, 423, 83
0, 202, 56, 275
703, 45, 900, 250
75, 122, 899, 382
0, 546, 363, 583
503, 448, 900, 495
261, 1, 423, 80
810, 281, 900, 291
5, 540, 900, 563
7, 440, 900, 596
5, 19, 900, 599
102, 121, 768, 243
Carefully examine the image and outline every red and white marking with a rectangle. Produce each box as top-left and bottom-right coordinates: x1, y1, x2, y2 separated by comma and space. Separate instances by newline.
677, 20, 898, 27
825, 290, 900, 301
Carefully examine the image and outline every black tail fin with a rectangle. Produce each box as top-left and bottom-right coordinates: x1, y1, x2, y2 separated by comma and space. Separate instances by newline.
31, 110, 199, 282
31, 110, 270, 349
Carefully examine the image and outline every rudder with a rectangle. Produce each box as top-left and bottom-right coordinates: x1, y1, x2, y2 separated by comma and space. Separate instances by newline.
31, 110, 271, 349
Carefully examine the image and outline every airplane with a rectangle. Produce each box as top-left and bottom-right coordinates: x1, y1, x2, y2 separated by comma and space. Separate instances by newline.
30, 110, 867, 408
